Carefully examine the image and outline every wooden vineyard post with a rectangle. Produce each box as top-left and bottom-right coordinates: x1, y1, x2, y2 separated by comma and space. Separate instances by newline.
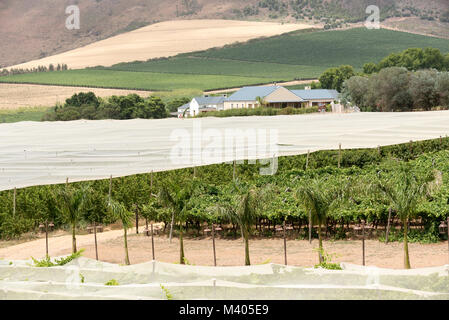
409, 140, 413, 154
385, 207, 392, 244
306, 150, 310, 170
194, 166, 197, 178
377, 145, 381, 156
66, 177, 69, 188
212, 224, 217, 266
150, 170, 153, 190
233, 160, 236, 181
283, 220, 287, 265
45, 220, 49, 257
13, 187, 16, 217
338, 143, 342, 168
169, 212, 175, 244
108, 175, 112, 203
362, 221, 366, 266
135, 208, 139, 234
94, 221, 98, 261
308, 209, 312, 244
151, 223, 155, 261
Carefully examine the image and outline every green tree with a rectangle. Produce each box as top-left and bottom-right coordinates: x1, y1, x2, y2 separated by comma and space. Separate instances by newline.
436, 72, 449, 107
108, 200, 133, 265
57, 185, 91, 254
158, 178, 202, 264
319, 65, 355, 91
371, 67, 413, 111
218, 182, 274, 265
408, 69, 439, 110
363, 62, 378, 74
296, 177, 351, 263
340, 76, 370, 109
374, 163, 436, 269
256, 96, 268, 107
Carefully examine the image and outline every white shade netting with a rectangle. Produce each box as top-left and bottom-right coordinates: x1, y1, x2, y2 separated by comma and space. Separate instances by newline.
0, 258, 448, 300
2, 111, 449, 191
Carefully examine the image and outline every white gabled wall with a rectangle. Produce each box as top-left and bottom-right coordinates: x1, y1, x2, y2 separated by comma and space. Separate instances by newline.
190, 98, 200, 117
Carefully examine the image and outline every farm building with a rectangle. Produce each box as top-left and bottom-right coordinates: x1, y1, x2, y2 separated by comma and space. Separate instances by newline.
223, 86, 339, 110
178, 87, 340, 117
178, 95, 227, 118
292, 89, 340, 108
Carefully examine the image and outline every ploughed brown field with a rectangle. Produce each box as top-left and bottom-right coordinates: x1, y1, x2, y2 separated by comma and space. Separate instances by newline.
0, 83, 152, 109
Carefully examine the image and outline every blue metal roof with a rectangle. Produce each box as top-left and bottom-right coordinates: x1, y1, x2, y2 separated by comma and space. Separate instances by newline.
292, 89, 339, 100
194, 96, 226, 105
226, 86, 280, 101
177, 103, 190, 111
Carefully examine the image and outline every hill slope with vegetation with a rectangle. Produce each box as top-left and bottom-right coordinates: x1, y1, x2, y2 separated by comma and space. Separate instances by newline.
1, 0, 447, 68
1, 28, 448, 92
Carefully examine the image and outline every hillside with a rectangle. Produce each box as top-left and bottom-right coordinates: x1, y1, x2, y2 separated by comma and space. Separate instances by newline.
1, 28, 447, 93
0, 0, 448, 68
6, 20, 311, 70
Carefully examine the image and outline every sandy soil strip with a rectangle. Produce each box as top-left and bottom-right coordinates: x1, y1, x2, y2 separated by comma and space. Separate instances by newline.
0, 83, 153, 110
7, 20, 314, 70
1, 226, 448, 269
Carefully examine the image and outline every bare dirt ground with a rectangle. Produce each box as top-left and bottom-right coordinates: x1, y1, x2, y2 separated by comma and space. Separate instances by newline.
8, 20, 313, 70
0, 83, 153, 109
383, 17, 449, 39
1, 226, 448, 269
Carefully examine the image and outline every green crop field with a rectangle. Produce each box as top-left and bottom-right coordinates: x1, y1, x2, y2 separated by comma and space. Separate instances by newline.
106, 57, 326, 79
0, 107, 49, 123
0, 70, 278, 91
1, 28, 448, 92
193, 28, 449, 67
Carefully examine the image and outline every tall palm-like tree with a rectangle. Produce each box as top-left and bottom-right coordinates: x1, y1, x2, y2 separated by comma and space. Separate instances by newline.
218, 182, 274, 266
57, 185, 90, 254
158, 178, 200, 264
256, 96, 268, 108
296, 177, 351, 264
108, 200, 133, 265
374, 163, 436, 269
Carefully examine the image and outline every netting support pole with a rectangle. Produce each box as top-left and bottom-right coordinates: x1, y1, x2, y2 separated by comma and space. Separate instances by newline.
13, 187, 16, 217
212, 223, 217, 267
94, 221, 98, 261
151, 223, 155, 260
308, 209, 312, 244
338, 143, 342, 168
385, 207, 392, 244
135, 207, 139, 234
362, 221, 366, 266
306, 150, 310, 170
45, 220, 49, 257
283, 220, 287, 265
108, 175, 112, 203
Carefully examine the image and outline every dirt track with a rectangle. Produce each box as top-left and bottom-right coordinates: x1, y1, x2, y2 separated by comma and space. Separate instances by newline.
1, 227, 448, 269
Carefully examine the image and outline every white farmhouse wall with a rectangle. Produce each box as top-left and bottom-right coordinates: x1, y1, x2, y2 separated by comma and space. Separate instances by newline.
189, 99, 200, 117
